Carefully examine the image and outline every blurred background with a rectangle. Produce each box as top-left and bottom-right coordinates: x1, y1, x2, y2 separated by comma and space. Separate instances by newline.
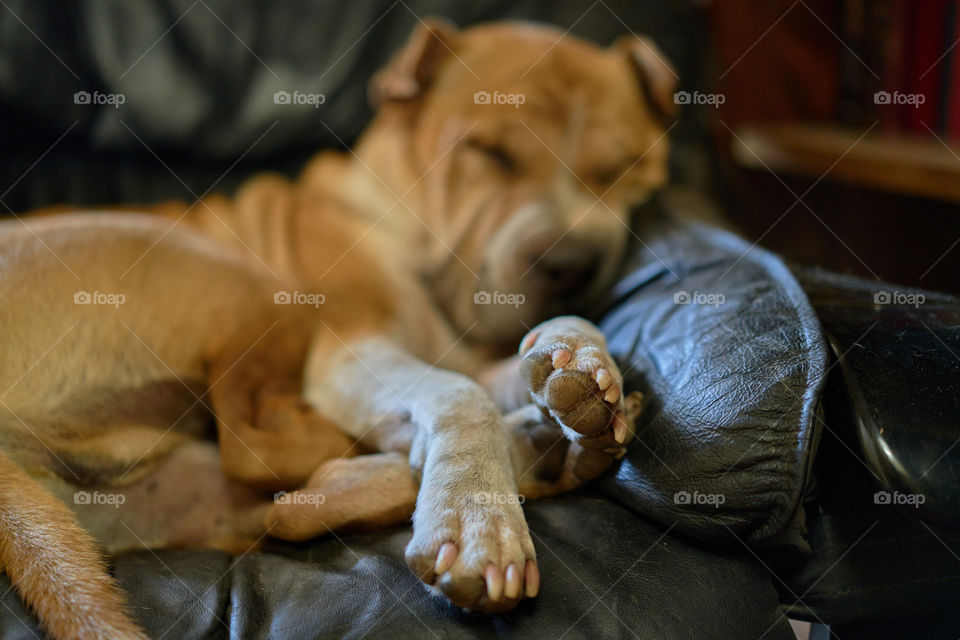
0, 0, 957, 295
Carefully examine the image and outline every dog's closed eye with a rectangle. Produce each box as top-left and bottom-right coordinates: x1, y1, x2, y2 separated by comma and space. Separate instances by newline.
465, 138, 517, 172
593, 155, 642, 186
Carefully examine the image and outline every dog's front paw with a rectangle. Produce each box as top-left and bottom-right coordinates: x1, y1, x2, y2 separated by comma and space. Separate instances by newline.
405, 485, 538, 612
519, 316, 642, 451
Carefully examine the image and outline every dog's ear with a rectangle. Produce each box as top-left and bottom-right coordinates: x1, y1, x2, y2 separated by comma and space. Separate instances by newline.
369, 18, 458, 107
615, 35, 678, 124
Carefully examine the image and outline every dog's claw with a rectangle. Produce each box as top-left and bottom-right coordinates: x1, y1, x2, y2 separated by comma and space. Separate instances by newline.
485, 564, 503, 601
551, 348, 571, 369
613, 412, 628, 444
603, 385, 621, 403
595, 368, 613, 390
504, 564, 521, 599
435, 542, 458, 574
525, 560, 540, 597
519, 331, 540, 355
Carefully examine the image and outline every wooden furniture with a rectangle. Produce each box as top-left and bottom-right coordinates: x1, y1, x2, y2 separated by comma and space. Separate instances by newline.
732, 123, 960, 204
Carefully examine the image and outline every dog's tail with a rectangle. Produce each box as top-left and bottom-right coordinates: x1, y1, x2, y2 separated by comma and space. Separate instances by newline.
0, 450, 148, 640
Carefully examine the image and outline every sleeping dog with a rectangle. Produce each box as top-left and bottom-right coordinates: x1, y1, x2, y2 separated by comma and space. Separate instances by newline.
0, 19, 674, 639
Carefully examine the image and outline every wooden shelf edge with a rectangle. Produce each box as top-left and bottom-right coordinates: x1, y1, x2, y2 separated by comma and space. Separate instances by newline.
730, 123, 960, 204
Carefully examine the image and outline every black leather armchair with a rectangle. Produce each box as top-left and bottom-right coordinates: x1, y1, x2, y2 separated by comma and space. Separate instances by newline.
1, 2, 957, 639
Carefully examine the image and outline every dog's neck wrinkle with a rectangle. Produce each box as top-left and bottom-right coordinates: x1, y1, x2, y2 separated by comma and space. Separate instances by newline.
352, 113, 464, 262
352, 120, 428, 222
308, 149, 423, 279
563, 92, 588, 164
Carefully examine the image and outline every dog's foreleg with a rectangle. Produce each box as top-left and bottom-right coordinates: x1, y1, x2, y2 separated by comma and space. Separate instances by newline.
0, 451, 148, 640
302, 335, 539, 611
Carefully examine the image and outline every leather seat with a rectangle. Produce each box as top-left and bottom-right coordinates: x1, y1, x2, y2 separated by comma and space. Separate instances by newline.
1, 496, 794, 639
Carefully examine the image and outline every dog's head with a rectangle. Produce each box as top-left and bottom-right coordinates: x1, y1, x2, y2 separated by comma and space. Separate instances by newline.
366, 19, 677, 348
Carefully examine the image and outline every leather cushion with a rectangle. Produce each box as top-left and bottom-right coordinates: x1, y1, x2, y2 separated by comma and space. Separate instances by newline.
597, 207, 829, 548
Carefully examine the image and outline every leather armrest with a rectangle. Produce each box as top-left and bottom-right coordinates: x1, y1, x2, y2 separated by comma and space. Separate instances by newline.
779, 268, 960, 624
798, 267, 960, 528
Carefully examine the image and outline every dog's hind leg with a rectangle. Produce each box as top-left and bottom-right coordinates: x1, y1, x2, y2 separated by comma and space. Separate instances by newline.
0, 450, 148, 640
502, 403, 641, 500
266, 452, 418, 541
207, 342, 359, 491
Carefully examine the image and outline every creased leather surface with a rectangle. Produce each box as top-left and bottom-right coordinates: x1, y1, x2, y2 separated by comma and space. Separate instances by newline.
596, 209, 829, 548
0, 495, 794, 639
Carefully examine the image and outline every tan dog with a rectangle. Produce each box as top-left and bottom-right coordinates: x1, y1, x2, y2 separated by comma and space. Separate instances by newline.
0, 20, 675, 639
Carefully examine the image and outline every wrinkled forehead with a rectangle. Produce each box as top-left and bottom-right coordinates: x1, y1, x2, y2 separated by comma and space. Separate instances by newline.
438, 28, 643, 108
421, 32, 658, 159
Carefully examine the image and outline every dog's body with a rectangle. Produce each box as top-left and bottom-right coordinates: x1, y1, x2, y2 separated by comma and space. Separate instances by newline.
0, 21, 675, 639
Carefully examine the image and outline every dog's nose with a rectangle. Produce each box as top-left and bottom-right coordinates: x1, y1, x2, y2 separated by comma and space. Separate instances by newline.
530, 247, 602, 293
